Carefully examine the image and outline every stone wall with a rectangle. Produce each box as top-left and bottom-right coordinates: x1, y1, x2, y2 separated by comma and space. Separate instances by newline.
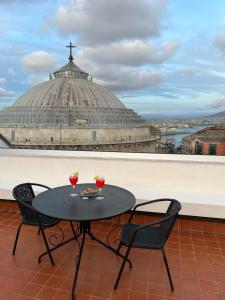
0, 126, 160, 146
12, 140, 159, 153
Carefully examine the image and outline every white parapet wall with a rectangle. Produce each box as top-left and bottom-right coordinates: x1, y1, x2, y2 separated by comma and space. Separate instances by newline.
0, 149, 225, 218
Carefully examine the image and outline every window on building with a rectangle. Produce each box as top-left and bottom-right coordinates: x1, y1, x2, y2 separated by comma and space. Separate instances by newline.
92, 131, 96, 142
209, 144, 217, 155
11, 130, 15, 142
195, 143, 203, 155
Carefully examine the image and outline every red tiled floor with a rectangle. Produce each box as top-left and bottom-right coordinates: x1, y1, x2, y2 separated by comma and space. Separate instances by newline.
0, 204, 225, 300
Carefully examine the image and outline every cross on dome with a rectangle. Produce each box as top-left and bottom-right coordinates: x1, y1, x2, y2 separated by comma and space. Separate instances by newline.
66, 42, 76, 62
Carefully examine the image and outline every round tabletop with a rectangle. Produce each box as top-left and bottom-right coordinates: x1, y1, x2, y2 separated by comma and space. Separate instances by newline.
32, 184, 136, 222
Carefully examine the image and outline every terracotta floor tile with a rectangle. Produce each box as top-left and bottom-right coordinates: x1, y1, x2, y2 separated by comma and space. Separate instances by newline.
148, 282, 167, 296
94, 285, 112, 298
0, 291, 18, 300
4, 278, 27, 294
20, 283, 43, 297
200, 291, 221, 300
77, 280, 97, 295
111, 288, 130, 300
15, 295, 33, 300
199, 280, 219, 293
147, 295, 165, 300
1, 208, 225, 300
183, 290, 203, 300
36, 286, 57, 299
46, 275, 64, 289
31, 273, 50, 285
60, 278, 73, 291
54, 289, 72, 300
129, 290, 147, 300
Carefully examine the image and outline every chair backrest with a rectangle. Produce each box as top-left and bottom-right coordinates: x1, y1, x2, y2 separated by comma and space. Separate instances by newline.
159, 199, 181, 244
13, 183, 49, 223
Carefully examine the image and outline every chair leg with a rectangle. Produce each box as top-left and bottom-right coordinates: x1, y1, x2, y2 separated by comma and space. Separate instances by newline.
12, 222, 23, 255
39, 227, 55, 266
114, 245, 132, 290
116, 242, 122, 254
162, 248, 174, 291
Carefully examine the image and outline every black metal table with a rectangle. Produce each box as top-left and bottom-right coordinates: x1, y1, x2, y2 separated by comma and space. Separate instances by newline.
33, 183, 135, 300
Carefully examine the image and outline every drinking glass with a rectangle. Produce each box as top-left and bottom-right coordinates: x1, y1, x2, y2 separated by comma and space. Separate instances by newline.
95, 177, 105, 200
69, 174, 78, 197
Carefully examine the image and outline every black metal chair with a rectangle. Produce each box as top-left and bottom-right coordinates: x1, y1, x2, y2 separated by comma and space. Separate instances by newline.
12, 182, 76, 266
114, 198, 181, 291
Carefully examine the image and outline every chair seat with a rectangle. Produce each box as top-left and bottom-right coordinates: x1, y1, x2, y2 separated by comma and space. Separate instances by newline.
121, 223, 165, 249
23, 213, 59, 227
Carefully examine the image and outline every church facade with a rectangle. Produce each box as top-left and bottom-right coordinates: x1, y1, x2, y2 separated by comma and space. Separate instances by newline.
0, 43, 160, 152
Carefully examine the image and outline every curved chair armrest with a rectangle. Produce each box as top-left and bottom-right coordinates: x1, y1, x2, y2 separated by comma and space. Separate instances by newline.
29, 183, 51, 190
128, 198, 175, 223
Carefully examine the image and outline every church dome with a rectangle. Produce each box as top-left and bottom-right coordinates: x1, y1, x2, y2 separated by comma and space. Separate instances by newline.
14, 41, 125, 109
13, 76, 125, 109
0, 43, 144, 128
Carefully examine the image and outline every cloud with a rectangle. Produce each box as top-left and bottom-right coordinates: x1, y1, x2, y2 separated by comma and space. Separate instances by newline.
0, 78, 6, 86
41, 0, 175, 92
214, 35, 225, 53
8, 68, 16, 76
210, 96, 225, 109
93, 66, 163, 91
78, 40, 178, 66
173, 68, 198, 76
0, 88, 14, 98
21, 74, 48, 86
21, 51, 57, 72
47, 0, 168, 45
0, 0, 47, 3
0, 78, 14, 98
75, 43, 167, 92
74, 37, 176, 91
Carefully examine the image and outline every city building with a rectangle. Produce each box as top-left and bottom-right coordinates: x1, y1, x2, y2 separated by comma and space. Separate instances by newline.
181, 125, 225, 155
0, 43, 160, 152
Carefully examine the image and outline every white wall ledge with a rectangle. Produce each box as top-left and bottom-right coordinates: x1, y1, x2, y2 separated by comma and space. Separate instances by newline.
1, 149, 225, 218
1, 148, 225, 164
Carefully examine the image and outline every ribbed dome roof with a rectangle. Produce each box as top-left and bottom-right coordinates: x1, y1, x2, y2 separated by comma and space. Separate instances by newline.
13, 58, 125, 109
13, 77, 125, 109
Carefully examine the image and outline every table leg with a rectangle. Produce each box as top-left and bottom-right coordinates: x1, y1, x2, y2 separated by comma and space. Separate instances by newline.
72, 221, 87, 300
38, 222, 81, 264
88, 232, 132, 269
57, 220, 132, 300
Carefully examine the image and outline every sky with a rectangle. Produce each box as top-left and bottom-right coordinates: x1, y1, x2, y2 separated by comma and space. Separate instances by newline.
1, 0, 225, 118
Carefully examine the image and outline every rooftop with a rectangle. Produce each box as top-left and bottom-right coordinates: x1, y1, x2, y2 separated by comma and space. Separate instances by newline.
0, 202, 225, 300
0, 149, 225, 300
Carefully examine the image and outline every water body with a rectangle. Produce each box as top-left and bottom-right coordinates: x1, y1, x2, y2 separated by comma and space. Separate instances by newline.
163, 126, 207, 147
0, 138, 9, 148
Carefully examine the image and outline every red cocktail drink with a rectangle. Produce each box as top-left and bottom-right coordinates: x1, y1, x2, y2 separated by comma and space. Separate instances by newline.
69, 176, 78, 187
95, 177, 105, 200
69, 172, 79, 196
96, 178, 105, 189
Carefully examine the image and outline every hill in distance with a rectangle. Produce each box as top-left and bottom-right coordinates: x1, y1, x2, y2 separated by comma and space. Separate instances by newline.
206, 110, 225, 118
140, 113, 205, 120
